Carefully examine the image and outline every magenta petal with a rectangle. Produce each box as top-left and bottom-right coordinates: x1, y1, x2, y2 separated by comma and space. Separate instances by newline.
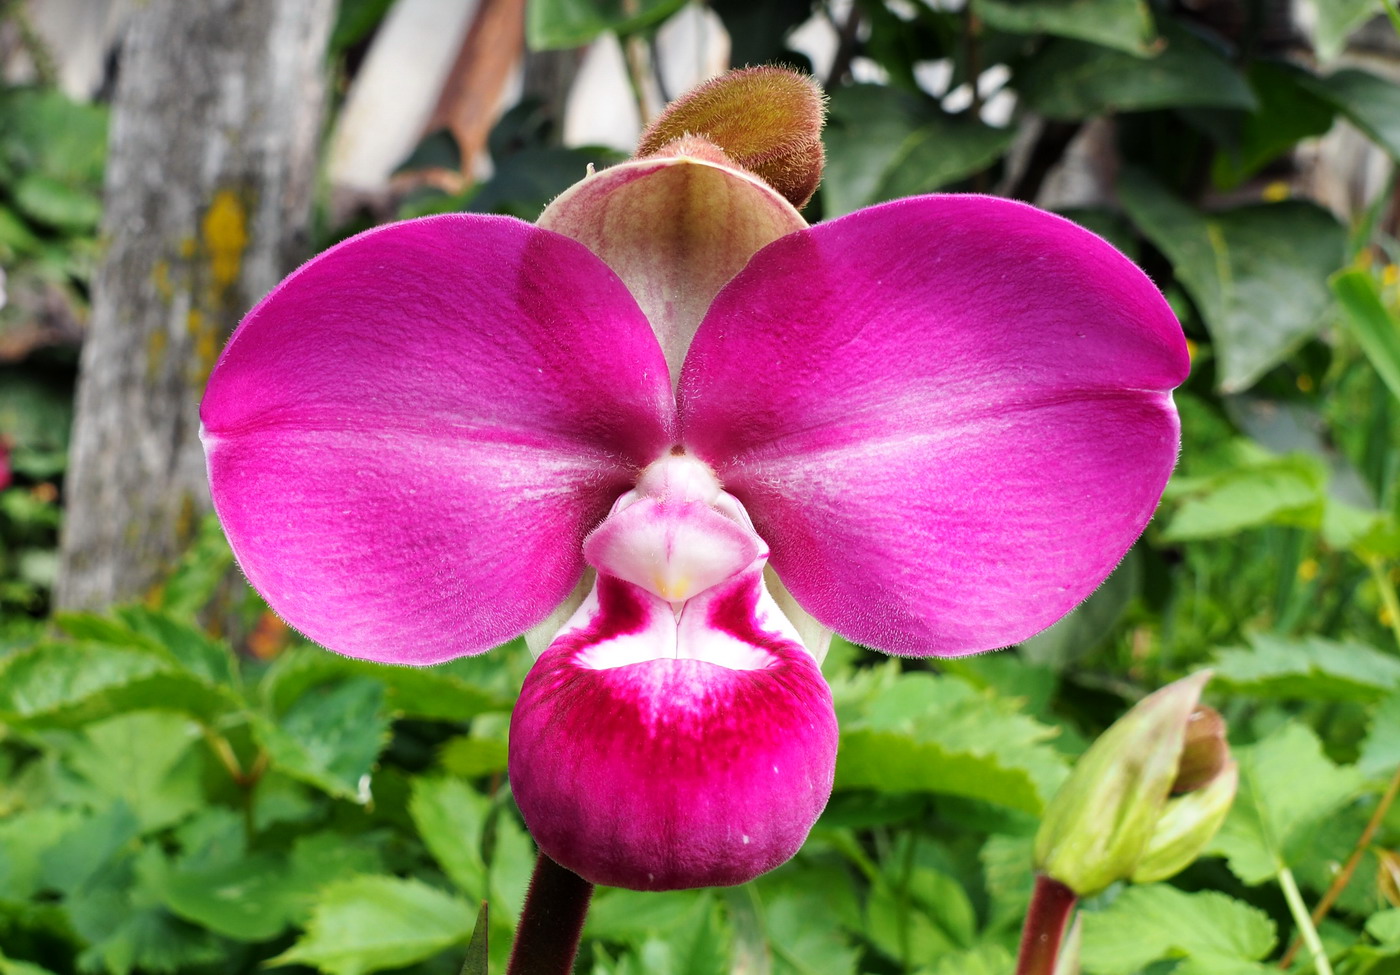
201, 215, 674, 664
510, 572, 837, 890
678, 195, 1189, 656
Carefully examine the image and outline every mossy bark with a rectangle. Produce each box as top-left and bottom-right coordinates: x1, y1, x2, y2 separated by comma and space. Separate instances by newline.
56, 0, 335, 611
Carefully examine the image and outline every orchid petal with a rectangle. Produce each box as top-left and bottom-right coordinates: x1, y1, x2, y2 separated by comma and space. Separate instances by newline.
678, 195, 1188, 656
510, 568, 837, 890
201, 215, 674, 664
537, 155, 807, 385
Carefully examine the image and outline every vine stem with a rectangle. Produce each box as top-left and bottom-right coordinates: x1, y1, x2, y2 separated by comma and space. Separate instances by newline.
1015, 875, 1078, 975
1278, 866, 1334, 975
1279, 761, 1400, 967
505, 854, 595, 975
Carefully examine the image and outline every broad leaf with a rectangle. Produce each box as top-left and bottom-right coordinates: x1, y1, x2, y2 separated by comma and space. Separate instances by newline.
1306, 0, 1383, 60
974, 0, 1154, 54
1119, 168, 1346, 392
1080, 885, 1275, 975
1334, 268, 1400, 405
1018, 22, 1255, 120
252, 677, 391, 802
1303, 68, 1400, 159
833, 672, 1068, 814
1360, 689, 1400, 779
409, 776, 492, 899
526, 0, 687, 50
1210, 723, 1365, 884
1212, 633, 1400, 701
823, 85, 1013, 217
272, 876, 475, 975
1211, 61, 1335, 189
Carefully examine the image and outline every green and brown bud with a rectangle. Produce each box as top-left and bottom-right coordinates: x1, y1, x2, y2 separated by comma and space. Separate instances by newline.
1033, 672, 1236, 897
635, 66, 827, 209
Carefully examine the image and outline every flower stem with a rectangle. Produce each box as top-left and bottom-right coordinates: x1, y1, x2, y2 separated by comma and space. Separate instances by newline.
505, 854, 594, 975
1277, 865, 1334, 975
1016, 875, 1078, 975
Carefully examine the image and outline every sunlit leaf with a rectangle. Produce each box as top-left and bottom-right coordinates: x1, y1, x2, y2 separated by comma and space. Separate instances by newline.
1079, 884, 1275, 975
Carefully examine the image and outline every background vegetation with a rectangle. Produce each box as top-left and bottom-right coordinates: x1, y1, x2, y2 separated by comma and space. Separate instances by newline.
3, 0, 1400, 972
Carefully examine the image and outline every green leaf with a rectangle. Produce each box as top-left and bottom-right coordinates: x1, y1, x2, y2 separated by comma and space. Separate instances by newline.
0, 88, 108, 187
1303, 68, 1400, 159
833, 672, 1068, 814
1306, 0, 1382, 60
439, 735, 510, 778
1119, 169, 1346, 392
1211, 633, 1400, 701
1017, 21, 1256, 120
1334, 268, 1400, 405
252, 677, 391, 802
157, 831, 381, 941
0, 640, 243, 731
0, 952, 59, 975
459, 902, 489, 975
526, 0, 687, 50
926, 944, 1017, 975
0, 807, 85, 899
823, 85, 1013, 217
113, 606, 239, 687
973, 0, 1155, 54
1079, 884, 1275, 975
261, 646, 508, 723
64, 712, 206, 832
409, 776, 492, 899
272, 875, 476, 975
12, 174, 101, 231
488, 812, 536, 926
1211, 61, 1336, 189
755, 868, 861, 975
1210, 723, 1365, 884
1360, 689, 1400, 778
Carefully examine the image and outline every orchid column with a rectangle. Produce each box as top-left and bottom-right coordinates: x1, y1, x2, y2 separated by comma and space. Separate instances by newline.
200, 64, 1188, 950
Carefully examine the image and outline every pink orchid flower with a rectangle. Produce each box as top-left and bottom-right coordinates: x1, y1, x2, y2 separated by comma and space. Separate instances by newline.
201, 142, 1187, 891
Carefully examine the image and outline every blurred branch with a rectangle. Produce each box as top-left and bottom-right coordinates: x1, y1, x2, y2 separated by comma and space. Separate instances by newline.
824, 1, 862, 89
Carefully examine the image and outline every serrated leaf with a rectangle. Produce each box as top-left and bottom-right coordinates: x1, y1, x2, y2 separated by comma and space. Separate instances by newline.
1119, 168, 1346, 392
1209, 723, 1365, 884
0, 807, 85, 899
1333, 268, 1400, 406
488, 812, 536, 926
1018, 21, 1255, 120
157, 830, 381, 941
63, 712, 205, 832
1079, 884, 1276, 974
974, 0, 1154, 54
1361, 689, 1400, 778
113, 606, 239, 686
253, 677, 391, 802
1211, 633, 1400, 701
409, 776, 492, 899
261, 646, 508, 723
925, 943, 1016, 975
525, 0, 687, 49
755, 868, 860, 975
823, 85, 1013, 217
272, 875, 475, 975
834, 673, 1068, 814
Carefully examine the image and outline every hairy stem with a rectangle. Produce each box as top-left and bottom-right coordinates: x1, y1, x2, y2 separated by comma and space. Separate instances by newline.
1016, 875, 1078, 975
506, 854, 595, 975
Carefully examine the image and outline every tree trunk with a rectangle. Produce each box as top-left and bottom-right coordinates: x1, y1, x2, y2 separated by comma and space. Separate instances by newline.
55, 0, 335, 611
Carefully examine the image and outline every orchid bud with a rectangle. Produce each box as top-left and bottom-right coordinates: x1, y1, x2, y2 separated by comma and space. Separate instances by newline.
635, 66, 826, 209
1033, 672, 1236, 897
